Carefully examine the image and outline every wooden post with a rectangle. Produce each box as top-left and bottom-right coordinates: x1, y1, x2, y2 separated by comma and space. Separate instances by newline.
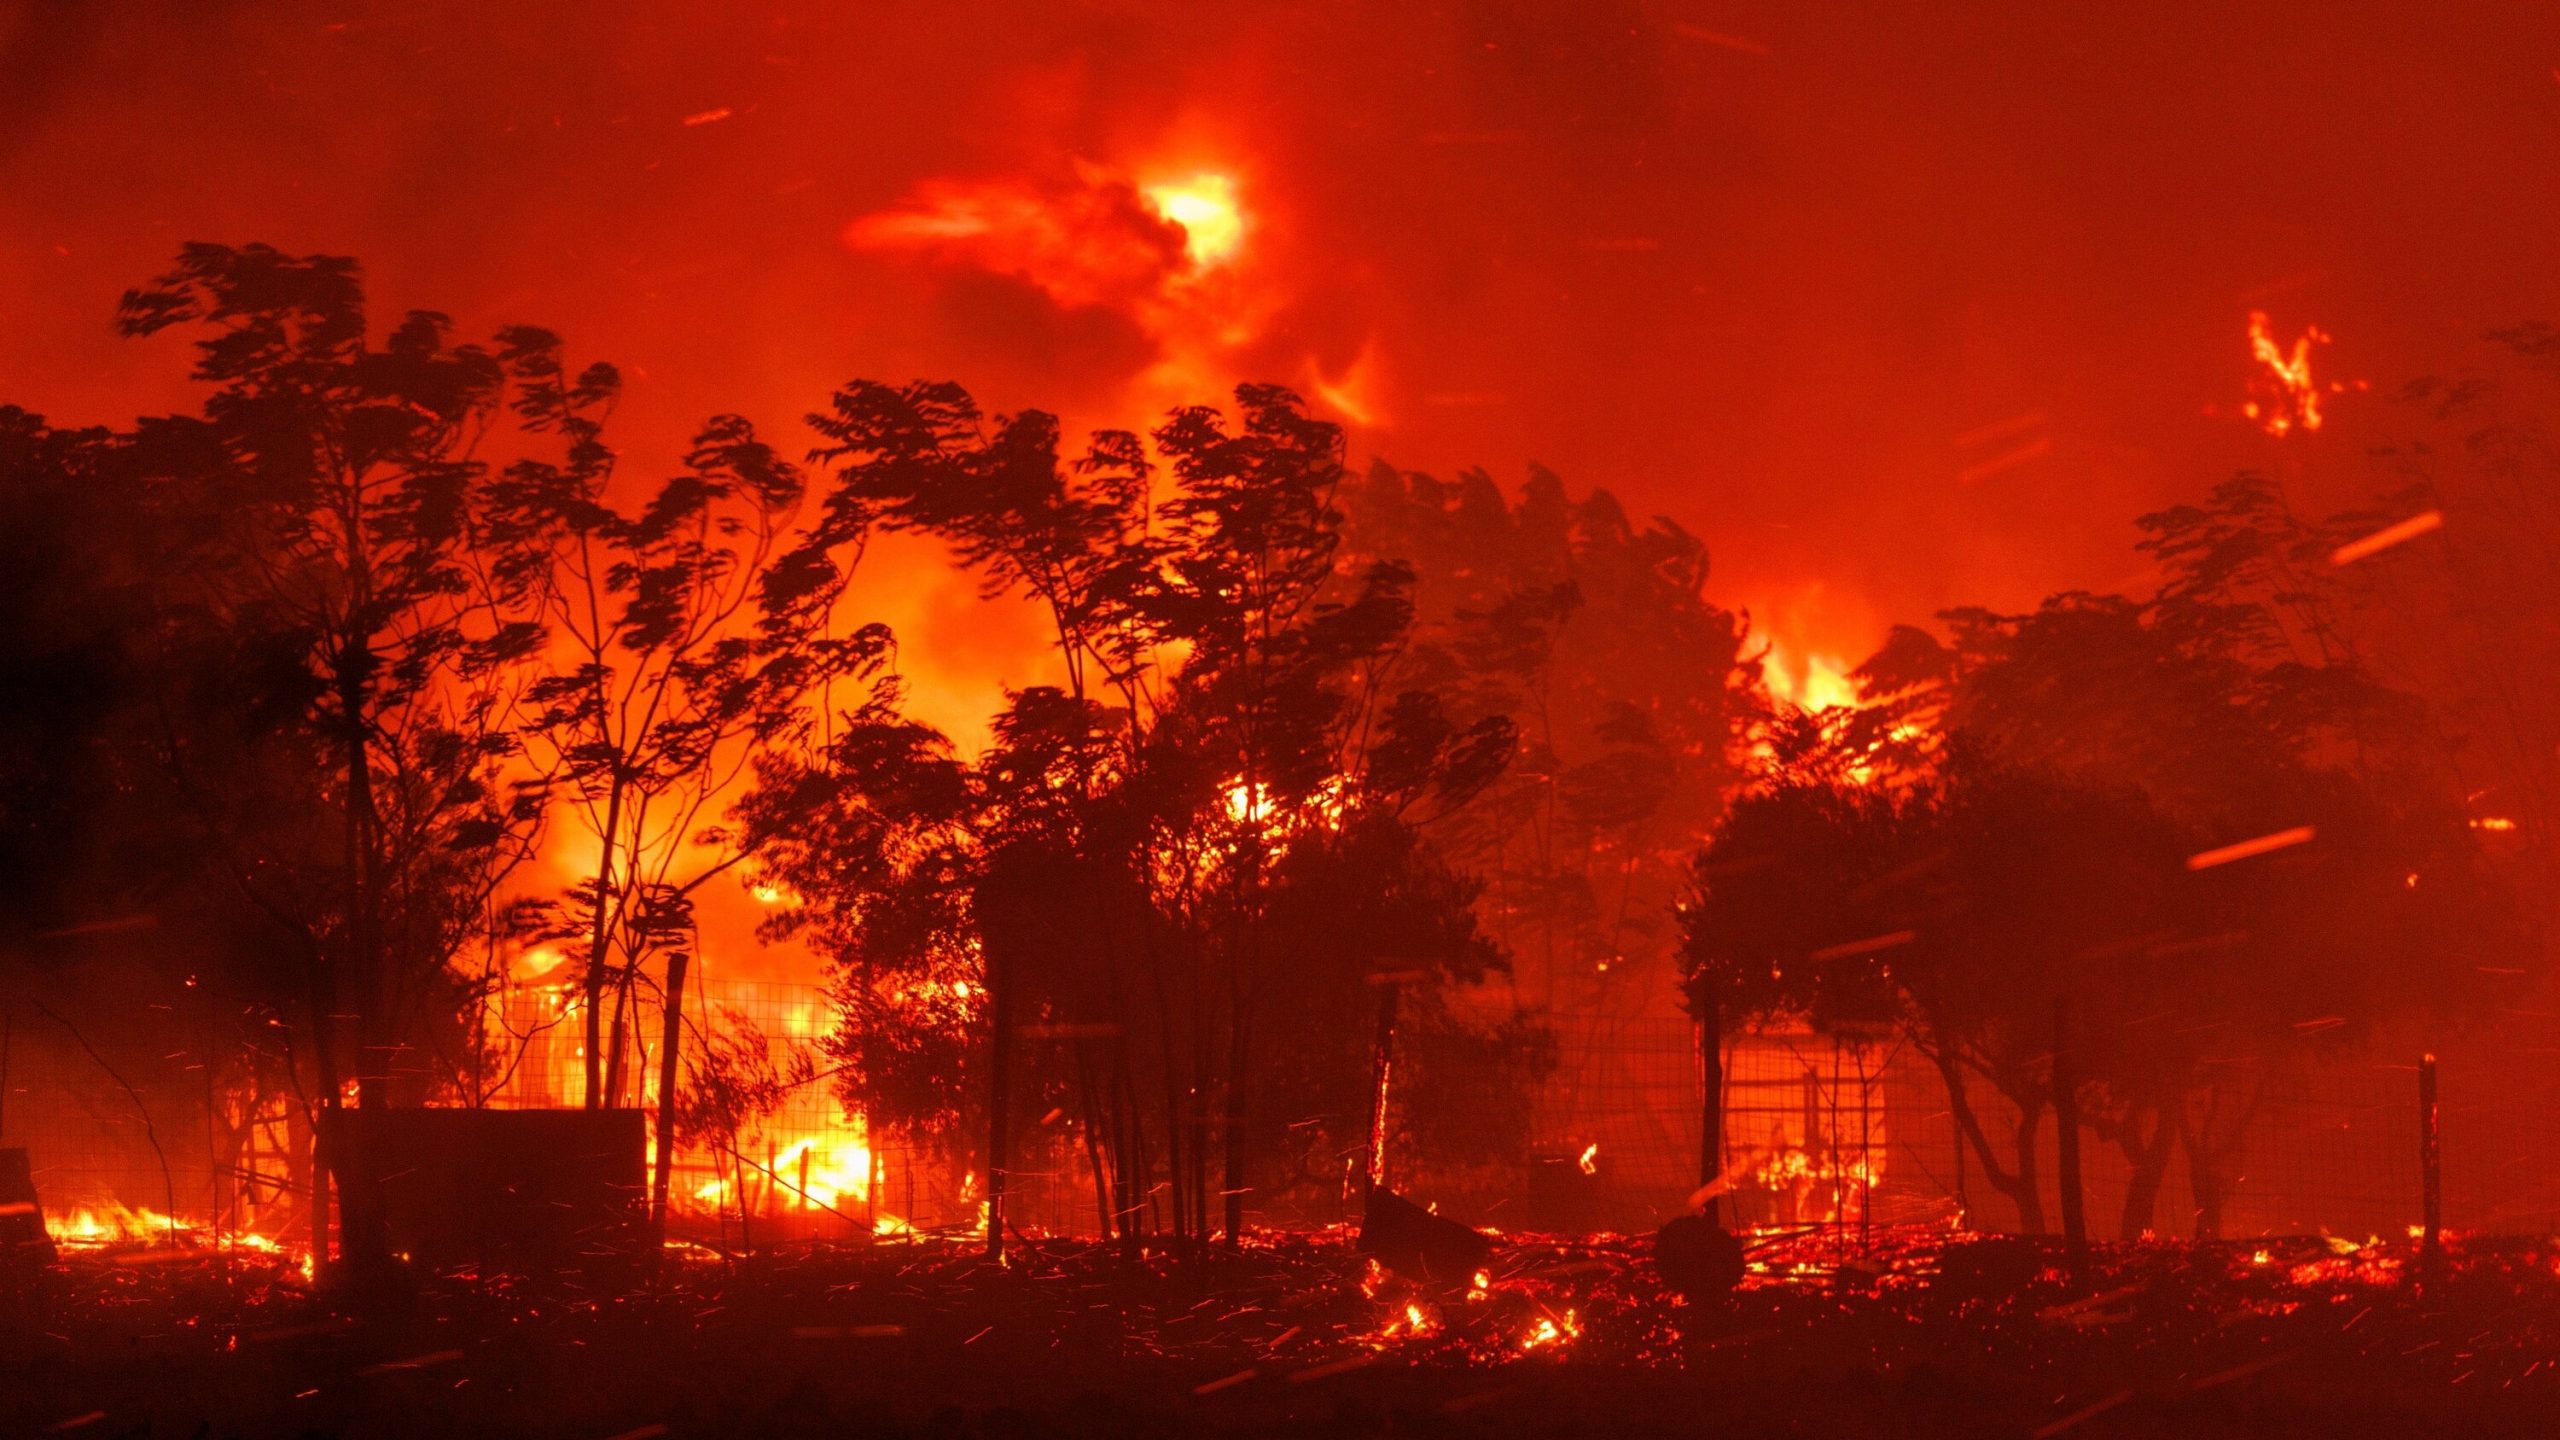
983, 942, 1013, 1260
648, 950, 689, 1249
2419, 1052, 2441, 1260
1696, 1001, 1724, 1223
2052, 995, 2087, 1269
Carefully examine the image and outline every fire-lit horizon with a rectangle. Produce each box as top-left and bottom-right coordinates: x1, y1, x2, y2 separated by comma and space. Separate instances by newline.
9, 3, 2559, 742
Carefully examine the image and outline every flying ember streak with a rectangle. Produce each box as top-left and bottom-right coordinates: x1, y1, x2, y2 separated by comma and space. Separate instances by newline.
2330, 510, 2444, 566
2186, 825, 2317, 870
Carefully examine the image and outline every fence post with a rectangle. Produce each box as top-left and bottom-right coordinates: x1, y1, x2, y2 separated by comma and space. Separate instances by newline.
1696, 1001, 1723, 1222
2419, 1052, 2441, 1261
2053, 994, 2087, 1270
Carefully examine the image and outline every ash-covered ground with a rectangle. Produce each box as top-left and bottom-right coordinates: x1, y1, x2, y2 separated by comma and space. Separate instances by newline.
8, 1225, 2559, 1438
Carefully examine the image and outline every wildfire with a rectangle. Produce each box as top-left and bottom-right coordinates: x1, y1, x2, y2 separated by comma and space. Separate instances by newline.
47, 1202, 191, 1246
1759, 641, 1862, 713
847, 155, 1378, 429
1221, 775, 1350, 838
2239, 310, 2363, 437
1372, 1300, 1436, 1344
1519, 1308, 1583, 1351
44, 1202, 295, 1259
1143, 173, 1244, 270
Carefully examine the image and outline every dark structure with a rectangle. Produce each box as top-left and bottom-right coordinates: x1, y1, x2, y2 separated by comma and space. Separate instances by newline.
328, 1109, 646, 1276
0, 1148, 51, 1267
1358, 1186, 1492, 1289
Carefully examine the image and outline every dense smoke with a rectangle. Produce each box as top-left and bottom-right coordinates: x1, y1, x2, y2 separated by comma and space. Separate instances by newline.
7, 1, 2558, 720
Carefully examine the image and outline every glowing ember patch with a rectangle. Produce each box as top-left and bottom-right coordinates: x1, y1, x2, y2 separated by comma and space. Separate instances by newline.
1577, 1143, 1600, 1176
1144, 174, 1243, 268
1519, 1308, 1582, 1350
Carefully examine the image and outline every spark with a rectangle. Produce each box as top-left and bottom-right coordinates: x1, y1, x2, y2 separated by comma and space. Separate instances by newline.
1672, 23, 1772, 56
1577, 1143, 1600, 1176
1957, 437, 2053, 485
1953, 411, 2050, 449
681, 107, 733, 127
2331, 510, 2444, 566
2186, 825, 2316, 871
1810, 930, 1917, 962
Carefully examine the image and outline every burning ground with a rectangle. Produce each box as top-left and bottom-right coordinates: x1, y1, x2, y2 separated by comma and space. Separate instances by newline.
13, 1225, 2560, 1438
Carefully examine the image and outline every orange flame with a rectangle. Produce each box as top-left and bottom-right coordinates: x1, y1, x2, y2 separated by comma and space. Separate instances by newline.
1759, 641, 1862, 713
2240, 310, 2359, 437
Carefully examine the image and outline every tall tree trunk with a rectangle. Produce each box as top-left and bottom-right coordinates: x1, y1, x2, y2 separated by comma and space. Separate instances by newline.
332, 649, 391, 1278
2115, 1110, 2175, 1240
582, 784, 625, 1110
1114, 1052, 1143, 1259
2009, 1101, 2048, 1234
1927, 1043, 2044, 1232
1220, 1002, 1253, 1243
2182, 1114, 2227, 1240
2052, 997, 2086, 1263
1072, 1039, 1115, 1242
983, 941, 1014, 1259
649, 950, 689, 1248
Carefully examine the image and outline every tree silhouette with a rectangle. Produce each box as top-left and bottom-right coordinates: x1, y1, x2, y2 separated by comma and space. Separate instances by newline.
773, 380, 1513, 1253
1339, 462, 1750, 1014
116, 244, 574, 1277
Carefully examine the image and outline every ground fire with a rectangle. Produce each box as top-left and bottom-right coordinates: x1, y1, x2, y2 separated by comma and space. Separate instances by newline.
3, 7, 2559, 1439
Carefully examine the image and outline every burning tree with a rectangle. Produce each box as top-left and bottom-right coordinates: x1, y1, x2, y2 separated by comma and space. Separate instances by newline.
497, 364, 892, 1231
757, 380, 1514, 1253
1686, 494, 2535, 1237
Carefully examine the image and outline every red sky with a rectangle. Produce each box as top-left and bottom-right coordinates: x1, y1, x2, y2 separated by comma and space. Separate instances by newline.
6, 1, 2560, 736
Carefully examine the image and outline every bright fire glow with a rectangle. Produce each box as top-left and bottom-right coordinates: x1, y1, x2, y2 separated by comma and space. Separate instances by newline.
1144, 173, 1243, 269
846, 157, 1383, 432
1520, 1308, 1582, 1351
2239, 310, 2363, 437
1759, 641, 1861, 713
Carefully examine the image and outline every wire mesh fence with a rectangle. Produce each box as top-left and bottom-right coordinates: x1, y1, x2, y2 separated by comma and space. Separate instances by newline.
1422, 1002, 2560, 1244
10, 976, 2560, 1249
